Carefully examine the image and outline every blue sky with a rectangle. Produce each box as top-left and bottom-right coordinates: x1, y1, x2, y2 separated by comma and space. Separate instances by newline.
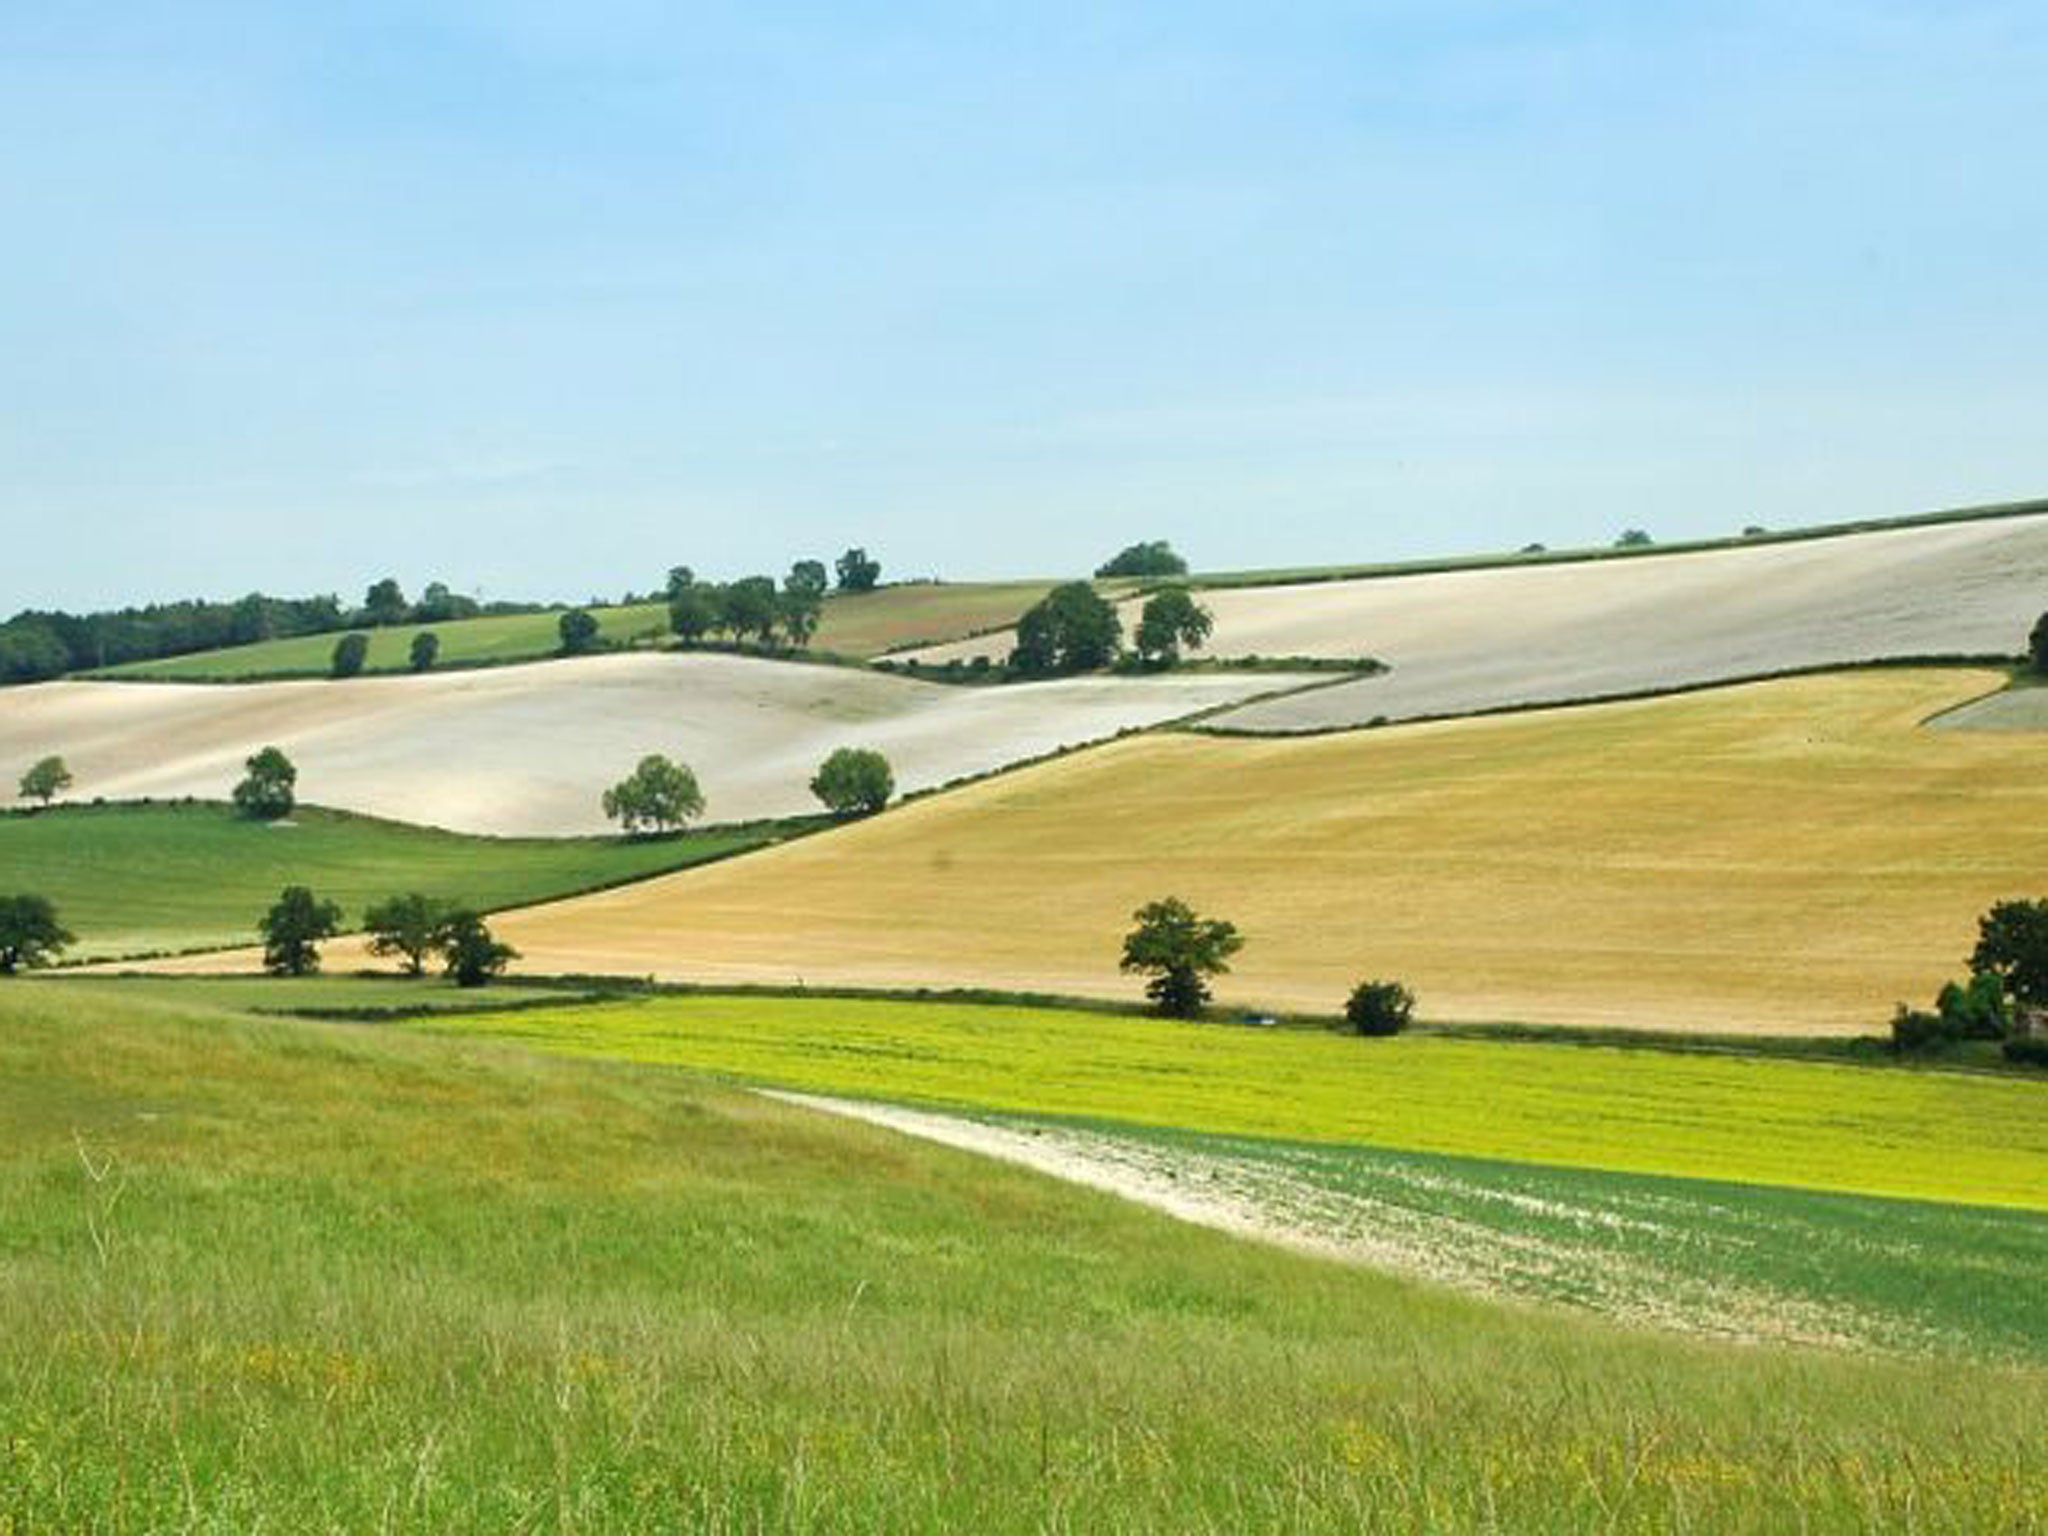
2, 1, 2043, 611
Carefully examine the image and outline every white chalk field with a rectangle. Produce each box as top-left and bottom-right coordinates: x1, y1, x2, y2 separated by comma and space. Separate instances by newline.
905, 514, 2048, 730
0, 653, 1315, 836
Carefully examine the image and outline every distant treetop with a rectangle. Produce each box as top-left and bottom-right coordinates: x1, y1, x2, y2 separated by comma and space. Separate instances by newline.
1095, 540, 1188, 579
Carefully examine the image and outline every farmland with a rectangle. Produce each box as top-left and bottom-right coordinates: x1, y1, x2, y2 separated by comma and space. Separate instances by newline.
6, 980, 2048, 1531
787, 1096, 2048, 1361
421, 992, 2048, 1209
1, 653, 1313, 836
375, 668, 2048, 1035
94, 602, 673, 681
906, 511, 2048, 729
0, 801, 783, 959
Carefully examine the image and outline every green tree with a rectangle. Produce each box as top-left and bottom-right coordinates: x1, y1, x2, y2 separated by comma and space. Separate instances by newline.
1118, 896, 1244, 1018
787, 559, 830, 599
0, 894, 73, 975
259, 885, 342, 977
2031, 612, 2048, 674
1012, 582, 1123, 675
1971, 899, 2048, 1007
17, 755, 72, 806
330, 631, 370, 678
435, 910, 518, 987
835, 547, 882, 593
363, 577, 409, 626
1133, 587, 1214, 666
409, 630, 440, 671
1095, 540, 1188, 579
363, 892, 454, 976
558, 609, 601, 655
665, 565, 697, 599
1345, 979, 1415, 1037
232, 746, 297, 820
779, 586, 823, 648
724, 577, 780, 644
601, 754, 705, 835
1614, 529, 1654, 548
668, 586, 722, 644
810, 747, 894, 816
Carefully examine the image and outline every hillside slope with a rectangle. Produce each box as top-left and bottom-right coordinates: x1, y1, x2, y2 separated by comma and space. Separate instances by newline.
329, 668, 2048, 1035
0, 653, 1310, 835
907, 512, 2048, 729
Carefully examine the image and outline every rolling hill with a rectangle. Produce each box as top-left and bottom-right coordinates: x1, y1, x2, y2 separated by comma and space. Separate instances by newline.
1, 652, 1314, 836
258, 667, 2048, 1036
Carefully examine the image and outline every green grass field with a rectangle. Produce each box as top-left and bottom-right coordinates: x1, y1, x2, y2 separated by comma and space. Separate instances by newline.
6, 980, 2048, 1531
423, 993, 2048, 1210
93, 602, 673, 681
1, 802, 792, 959
999, 1115, 2048, 1362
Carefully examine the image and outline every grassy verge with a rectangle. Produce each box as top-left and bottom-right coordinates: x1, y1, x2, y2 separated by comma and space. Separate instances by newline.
5, 981, 2048, 1531
1, 801, 810, 960
419, 993, 2048, 1210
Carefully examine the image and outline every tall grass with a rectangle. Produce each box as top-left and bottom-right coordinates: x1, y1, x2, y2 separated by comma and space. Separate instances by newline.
4, 983, 2047, 1530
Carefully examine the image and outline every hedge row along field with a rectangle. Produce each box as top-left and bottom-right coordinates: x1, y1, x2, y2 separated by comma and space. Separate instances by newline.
411, 668, 2048, 1035
7, 982, 2048, 1531
419, 993, 2048, 1210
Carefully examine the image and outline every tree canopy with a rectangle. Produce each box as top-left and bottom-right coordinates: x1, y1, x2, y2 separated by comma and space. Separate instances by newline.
330, 631, 370, 678
259, 885, 342, 976
835, 547, 882, 593
17, 755, 72, 806
232, 746, 297, 820
409, 631, 440, 672
363, 893, 455, 976
0, 894, 73, 974
723, 578, 780, 644
437, 910, 519, 987
1133, 587, 1214, 666
1346, 980, 1415, 1037
1118, 896, 1244, 1017
363, 578, 409, 627
558, 609, 601, 655
601, 754, 705, 835
1095, 540, 1188, 579
810, 747, 895, 816
1971, 899, 2048, 1007
1012, 582, 1122, 675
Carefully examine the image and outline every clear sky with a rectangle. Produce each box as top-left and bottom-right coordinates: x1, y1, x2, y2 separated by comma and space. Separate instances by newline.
3, 1, 2043, 613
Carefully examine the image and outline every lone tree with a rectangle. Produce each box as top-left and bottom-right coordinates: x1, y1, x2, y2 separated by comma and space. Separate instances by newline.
259, 885, 342, 976
1614, 529, 1654, 548
363, 577, 409, 626
409, 631, 440, 672
363, 892, 454, 976
1119, 896, 1244, 1018
668, 585, 722, 644
835, 547, 882, 593
18, 754, 72, 806
810, 747, 894, 816
723, 577, 781, 645
1133, 587, 1214, 666
558, 609, 601, 655
602, 754, 705, 835
1095, 540, 1188, 579
1972, 899, 2048, 1008
2031, 612, 2048, 674
1345, 980, 1415, 1037
787, 559, 830, 599
232, 746, 298, 820
330, 631, 370, 678
1012, 582, 1122, 675
436, 910, 519, 987
0, 894, 73, 974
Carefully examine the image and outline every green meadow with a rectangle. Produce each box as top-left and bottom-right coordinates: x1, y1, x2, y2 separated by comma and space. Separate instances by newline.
5, 979, 2048, 1532
1, 801, 793, 958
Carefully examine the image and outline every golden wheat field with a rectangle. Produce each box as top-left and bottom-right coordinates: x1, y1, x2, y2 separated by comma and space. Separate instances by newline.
268, 665, 2000, 1036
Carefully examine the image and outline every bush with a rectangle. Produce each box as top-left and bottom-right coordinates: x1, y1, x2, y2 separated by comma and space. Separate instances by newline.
2003, 1036, 2048, 1068
558, 609, 601, 655
1891, 1004, 1952, 1053
1346, 980, 1414, 1037
329, 631, 370, 678
409, 631, 440, 671
810, 747, 894, 816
